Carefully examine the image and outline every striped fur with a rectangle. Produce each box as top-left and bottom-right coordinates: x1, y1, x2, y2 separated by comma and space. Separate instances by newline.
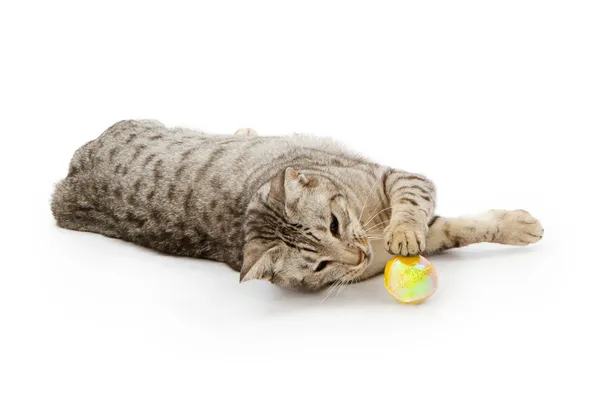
51, 120, 543, 291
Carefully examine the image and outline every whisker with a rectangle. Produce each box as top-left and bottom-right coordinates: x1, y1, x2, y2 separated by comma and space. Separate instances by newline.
321, 280, 341, 303
363, 207, 393, 230
367, 232, 383, 238
321, 284, 335, 303
365, 219, 390, 233
358, 179, 379, 223
331, 283, 341, 298
363, 205, 381, 228
335, 280, 347, 297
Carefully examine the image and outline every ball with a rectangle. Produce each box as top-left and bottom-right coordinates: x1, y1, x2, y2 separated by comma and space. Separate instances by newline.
384, 255, 438, 304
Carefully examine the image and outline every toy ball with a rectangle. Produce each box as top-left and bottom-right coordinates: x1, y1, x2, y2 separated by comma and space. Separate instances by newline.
384, 255, 438, 304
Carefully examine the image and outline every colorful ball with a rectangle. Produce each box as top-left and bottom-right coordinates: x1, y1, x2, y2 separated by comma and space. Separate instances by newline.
384, 255, 438, 304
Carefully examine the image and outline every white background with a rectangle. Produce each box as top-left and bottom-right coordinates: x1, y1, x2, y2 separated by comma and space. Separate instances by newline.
1, 1, 598, 399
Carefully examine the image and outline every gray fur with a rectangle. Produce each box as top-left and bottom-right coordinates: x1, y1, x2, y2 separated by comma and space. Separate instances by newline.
51, 120, 544, 291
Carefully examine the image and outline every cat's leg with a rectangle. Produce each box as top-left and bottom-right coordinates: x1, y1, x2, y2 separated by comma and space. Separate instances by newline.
51, 177, 122, 239
359, 209, 543, 281
234, 128, 258, 137
380, 169, 437, 256
425, 210, 543, 253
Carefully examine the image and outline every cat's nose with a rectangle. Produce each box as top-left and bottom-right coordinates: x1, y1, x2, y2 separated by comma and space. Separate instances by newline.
341, 246, 368, 267
348, 249, 368, 270
357, 247, 369, 265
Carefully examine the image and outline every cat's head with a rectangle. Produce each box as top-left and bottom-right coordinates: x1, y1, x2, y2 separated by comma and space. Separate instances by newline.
241, 167, 372, 291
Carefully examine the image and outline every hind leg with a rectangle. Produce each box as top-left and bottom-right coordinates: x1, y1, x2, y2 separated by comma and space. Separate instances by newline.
425, 210, 544, 253
55, 209, 121, 239
51, 178, 121, 239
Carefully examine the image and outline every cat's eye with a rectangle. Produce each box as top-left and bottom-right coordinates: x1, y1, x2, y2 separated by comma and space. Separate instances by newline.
315, 261, 329, 272
330, 214, 339, 237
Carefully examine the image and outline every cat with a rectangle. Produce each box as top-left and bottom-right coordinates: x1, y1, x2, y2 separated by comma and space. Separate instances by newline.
51, 119, 543, 291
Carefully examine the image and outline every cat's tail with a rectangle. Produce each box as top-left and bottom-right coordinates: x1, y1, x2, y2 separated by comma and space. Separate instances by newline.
424, 210, 543, 254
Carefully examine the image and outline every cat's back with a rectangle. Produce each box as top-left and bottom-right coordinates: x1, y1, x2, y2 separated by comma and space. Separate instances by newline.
71, 119, 366, 182
67, 119, 213, 178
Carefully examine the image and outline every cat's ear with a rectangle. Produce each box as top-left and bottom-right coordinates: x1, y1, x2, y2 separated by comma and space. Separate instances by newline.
240, 241, 281, 282
268, 167, 309, 208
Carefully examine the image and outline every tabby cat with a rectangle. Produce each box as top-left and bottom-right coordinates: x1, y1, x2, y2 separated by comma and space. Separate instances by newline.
51, 120, 543, 291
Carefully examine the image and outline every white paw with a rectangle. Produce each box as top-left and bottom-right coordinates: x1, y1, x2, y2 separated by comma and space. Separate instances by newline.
495, 209, 544, 246
383, 221, 428, 256
234, 128, 258, 137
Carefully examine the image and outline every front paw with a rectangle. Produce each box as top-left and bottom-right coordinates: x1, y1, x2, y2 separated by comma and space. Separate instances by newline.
494, 209, 544, 245
383, 222, 427, 256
